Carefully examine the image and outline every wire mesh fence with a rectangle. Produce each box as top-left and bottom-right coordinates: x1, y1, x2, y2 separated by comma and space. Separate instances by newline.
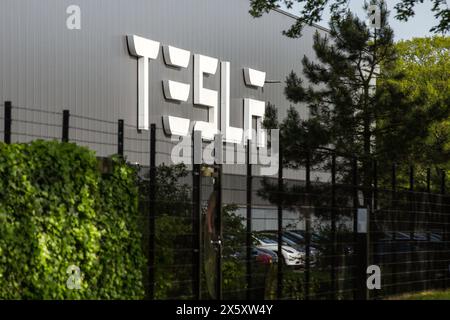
1, 101, 449, 300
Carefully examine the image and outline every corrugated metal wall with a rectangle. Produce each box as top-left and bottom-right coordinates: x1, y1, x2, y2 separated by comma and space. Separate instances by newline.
0, 0, 327, 172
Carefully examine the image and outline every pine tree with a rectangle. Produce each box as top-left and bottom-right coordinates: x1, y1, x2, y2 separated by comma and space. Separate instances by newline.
263, 1, 440, 194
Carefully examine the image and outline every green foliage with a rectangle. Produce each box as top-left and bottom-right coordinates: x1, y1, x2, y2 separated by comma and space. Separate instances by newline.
282, 3, 401, 161
372, 36, 450, 192
0, 140, 145, 299
249, 0, 450, 37
281, 269, 329, 300
222, 204, 247, 258
262, 4, 447, 189
222, 204, 248, 300
260, 4, 397, 210
388, 289, 450, 300
384, 36, 450, 174
154, 214, 191, 299
263, 104, 329, 169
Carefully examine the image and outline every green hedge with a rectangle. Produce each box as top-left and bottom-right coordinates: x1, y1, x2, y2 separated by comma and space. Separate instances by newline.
0, 140, 146, 299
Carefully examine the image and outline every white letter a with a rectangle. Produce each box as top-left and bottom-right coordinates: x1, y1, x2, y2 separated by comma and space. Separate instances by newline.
367, 265, 381, 290
66, 5, 81, 30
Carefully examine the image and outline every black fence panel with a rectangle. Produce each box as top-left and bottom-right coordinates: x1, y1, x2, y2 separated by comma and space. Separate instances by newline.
2, 101, 449, 300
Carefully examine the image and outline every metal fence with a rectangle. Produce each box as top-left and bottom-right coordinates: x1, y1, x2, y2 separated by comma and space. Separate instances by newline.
1, 101, 449, 300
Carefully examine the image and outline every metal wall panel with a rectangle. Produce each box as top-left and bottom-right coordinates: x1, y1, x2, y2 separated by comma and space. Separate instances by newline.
0, 0, 327, 167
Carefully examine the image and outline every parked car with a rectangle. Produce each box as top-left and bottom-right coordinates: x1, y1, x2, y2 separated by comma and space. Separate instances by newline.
229, 246, 278, 266
253, 232, 305, 267
253, 247, 278, 265
261, 230, 319, 263
283, 231, 319, 262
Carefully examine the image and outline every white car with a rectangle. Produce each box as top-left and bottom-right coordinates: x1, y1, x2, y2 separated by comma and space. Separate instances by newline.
253, 233, 305, 267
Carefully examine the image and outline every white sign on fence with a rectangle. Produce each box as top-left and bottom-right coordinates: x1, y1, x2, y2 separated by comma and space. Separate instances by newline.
357, 208, 368, 234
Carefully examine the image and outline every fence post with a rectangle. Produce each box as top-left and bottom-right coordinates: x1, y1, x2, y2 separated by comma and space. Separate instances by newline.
192, 131, 202, 300
392, 163, 397, 195
352, 157, 358, 300
353, 156, 368, 300
4, 101, 12, 144
409, 165, 416, 292
118, 120, 124, 157
246, 139, 253, 299
372, 160, 379, 299
442, 168, 447, 289
331, 152, 337, 299
425, 167, 432, 291
391, 163, 398, 295
148, 124, 156, 300
62, 110, 70, 143
277, 142, 283, 299
442, 170, 450, 290
214, 163, 223, 300
373, 160, 378, 211
442, 170, 446, 195
409, 166, 414, 192
409, 165, 415, 244
304, 149, 311, 300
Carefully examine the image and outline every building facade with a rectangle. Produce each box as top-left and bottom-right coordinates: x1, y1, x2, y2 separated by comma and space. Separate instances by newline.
0, 0, 327, 165
0, 0, 331, 223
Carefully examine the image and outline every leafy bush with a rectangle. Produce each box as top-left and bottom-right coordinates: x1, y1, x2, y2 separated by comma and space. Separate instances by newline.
0, 140, 146, 299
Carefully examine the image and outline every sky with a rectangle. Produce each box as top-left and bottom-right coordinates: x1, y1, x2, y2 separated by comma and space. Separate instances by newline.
283, 0, 441, 41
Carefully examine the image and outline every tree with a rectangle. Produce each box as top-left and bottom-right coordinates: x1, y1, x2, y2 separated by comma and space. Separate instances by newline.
263, 2, 445, 185
381, 36, 450, 176
249, 0, 450, 36
258, 3, 449, 243
274, 2, 389, 183
257, 4, 444, 297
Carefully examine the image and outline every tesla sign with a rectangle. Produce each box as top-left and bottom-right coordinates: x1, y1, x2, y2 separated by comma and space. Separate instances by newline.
127, 35, 267, 146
